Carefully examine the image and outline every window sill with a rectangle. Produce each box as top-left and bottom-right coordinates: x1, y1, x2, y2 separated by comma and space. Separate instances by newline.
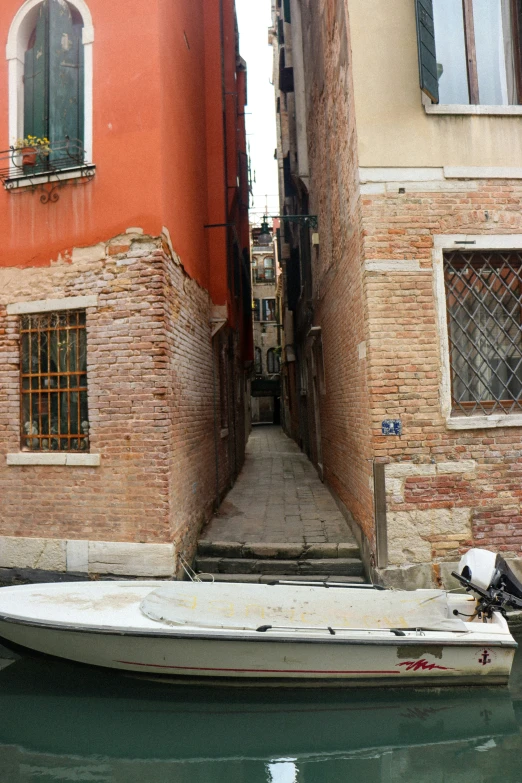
4, 164, 96, 192
425, 104, 522, 116
6, 453, 101, 466
446, 414, 522, 430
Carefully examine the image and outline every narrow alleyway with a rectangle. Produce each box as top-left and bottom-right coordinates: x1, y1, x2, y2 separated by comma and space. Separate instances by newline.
196, 426, 365, 582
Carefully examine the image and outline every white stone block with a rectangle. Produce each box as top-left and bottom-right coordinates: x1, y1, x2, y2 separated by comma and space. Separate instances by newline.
385, 478, 404, 500
65, 454, 101, 467
387, 508, 472, 566
6, 453, 67, 466
6, 295, 98, 316
359, 167, 444, 183
445, 166, 522, 179
357, 341, 367, 360
365, 259, 430, 273
447, 414, 522, 430
385, 463, 436, 479
360, 183, 385, 195
88, 542, 175, 577
0, 536, 66, 571
66, 540, 89, 573
436, 460, 477, 475
385, 180, 479, 193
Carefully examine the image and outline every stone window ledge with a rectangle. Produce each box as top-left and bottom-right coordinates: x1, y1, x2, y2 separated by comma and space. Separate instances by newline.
425, 104, 522, 116
6, 453, 101, 466
447, 415, 522, 431
7, 294, 98, 315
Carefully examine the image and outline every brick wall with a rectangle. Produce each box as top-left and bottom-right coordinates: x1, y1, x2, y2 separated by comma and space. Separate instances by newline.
276, 0, 522, 585
363, 181, 522, 572
301, 0, 375, 543
0, 232, 246, 576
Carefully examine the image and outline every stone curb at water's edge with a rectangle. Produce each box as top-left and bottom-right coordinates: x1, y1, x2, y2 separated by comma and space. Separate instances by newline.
0, 568, 175, 586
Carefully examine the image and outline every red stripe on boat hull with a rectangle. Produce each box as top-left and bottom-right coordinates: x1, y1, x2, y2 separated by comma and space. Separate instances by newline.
115, 660, 402, 675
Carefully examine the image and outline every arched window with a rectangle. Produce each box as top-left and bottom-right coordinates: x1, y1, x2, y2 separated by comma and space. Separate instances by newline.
255, 347, 262, 375
267, 348, 280, 374
8, 0, 94, 165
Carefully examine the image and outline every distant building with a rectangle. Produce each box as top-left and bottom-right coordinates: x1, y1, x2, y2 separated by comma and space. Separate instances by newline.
251, 223, 282, 424
0, 0, 252, 582
272, 0, 522, 588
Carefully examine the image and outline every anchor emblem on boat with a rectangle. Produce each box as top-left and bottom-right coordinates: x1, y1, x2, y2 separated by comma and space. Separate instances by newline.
478, 649, 492, 666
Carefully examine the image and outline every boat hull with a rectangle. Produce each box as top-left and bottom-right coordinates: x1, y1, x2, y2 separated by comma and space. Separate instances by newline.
0, 618, 515, 687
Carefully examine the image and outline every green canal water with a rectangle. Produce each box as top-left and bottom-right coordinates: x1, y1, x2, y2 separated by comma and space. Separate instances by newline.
2, 634, 522, 782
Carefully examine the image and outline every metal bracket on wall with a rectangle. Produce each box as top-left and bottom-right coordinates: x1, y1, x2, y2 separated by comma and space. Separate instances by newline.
210, 304, 228, 338
272, 215, 318, 230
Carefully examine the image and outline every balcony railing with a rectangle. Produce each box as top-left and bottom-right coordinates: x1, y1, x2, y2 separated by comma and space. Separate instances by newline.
0, 138, 95, 202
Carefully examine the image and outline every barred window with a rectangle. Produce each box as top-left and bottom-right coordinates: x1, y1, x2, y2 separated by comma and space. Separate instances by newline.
20, 310, 89, 451
444, 250, 522, 415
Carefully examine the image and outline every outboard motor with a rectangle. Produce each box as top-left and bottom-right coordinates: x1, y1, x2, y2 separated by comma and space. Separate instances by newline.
453, 548, 522, 617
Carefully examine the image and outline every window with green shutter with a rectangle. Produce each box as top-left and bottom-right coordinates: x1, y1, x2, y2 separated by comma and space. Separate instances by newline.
415, 0, 439, 103
417, 0, 522, 106
24, 0, 84, 155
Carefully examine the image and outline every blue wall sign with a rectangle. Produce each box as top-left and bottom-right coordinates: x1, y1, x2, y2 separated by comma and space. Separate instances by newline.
382, 420, 402, 436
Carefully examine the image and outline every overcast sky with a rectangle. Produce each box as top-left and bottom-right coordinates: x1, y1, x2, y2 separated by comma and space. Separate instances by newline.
236, 0, 279, 226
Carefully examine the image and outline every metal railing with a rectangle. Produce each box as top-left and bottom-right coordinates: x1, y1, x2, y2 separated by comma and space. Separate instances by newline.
0, 138, 92, 183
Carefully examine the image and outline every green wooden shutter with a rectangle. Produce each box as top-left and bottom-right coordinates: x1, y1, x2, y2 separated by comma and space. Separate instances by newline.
48, 0, 84, 155
23, 3, 48, 140
283, 0, 291, 23
415, 0, 439, 104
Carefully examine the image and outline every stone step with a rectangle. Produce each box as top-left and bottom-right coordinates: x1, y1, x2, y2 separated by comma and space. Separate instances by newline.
196, 573, 367, 585
194, 557, 365, 577
197, 541, 360, 560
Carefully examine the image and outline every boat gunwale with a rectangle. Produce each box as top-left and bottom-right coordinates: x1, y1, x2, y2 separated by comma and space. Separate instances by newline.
0, 614, 517, 648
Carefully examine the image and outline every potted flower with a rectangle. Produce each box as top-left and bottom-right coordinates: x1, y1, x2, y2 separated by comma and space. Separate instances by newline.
14, 135, 51, 167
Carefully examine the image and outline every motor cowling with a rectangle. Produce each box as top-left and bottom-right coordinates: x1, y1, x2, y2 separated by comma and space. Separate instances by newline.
458, 548, 497, 591
459, 548, 522, 600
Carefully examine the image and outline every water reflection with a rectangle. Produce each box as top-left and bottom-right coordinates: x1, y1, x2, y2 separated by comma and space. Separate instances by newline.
1, 632, 522, 782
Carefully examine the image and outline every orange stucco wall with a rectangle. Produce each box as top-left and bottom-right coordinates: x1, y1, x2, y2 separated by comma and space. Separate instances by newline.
0, 0, 249, 309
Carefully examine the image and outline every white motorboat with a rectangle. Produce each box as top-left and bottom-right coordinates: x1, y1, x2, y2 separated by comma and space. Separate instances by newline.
0, 548, 519, 686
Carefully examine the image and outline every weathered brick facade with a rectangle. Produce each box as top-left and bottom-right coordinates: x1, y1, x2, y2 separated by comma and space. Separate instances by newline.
0, 0, 251, 581
274, 0, 522, 587
0, 234, 247, 578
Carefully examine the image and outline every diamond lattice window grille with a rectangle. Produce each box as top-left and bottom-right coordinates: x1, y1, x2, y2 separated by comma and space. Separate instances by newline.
444, 250, 522, 416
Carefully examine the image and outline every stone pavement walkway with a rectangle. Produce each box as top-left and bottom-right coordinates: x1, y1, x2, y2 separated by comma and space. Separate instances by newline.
201, 426, 357, 545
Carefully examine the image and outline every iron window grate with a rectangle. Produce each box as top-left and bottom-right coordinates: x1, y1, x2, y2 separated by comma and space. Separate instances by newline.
20, 310, 89, 451
444, 250, 522, 416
